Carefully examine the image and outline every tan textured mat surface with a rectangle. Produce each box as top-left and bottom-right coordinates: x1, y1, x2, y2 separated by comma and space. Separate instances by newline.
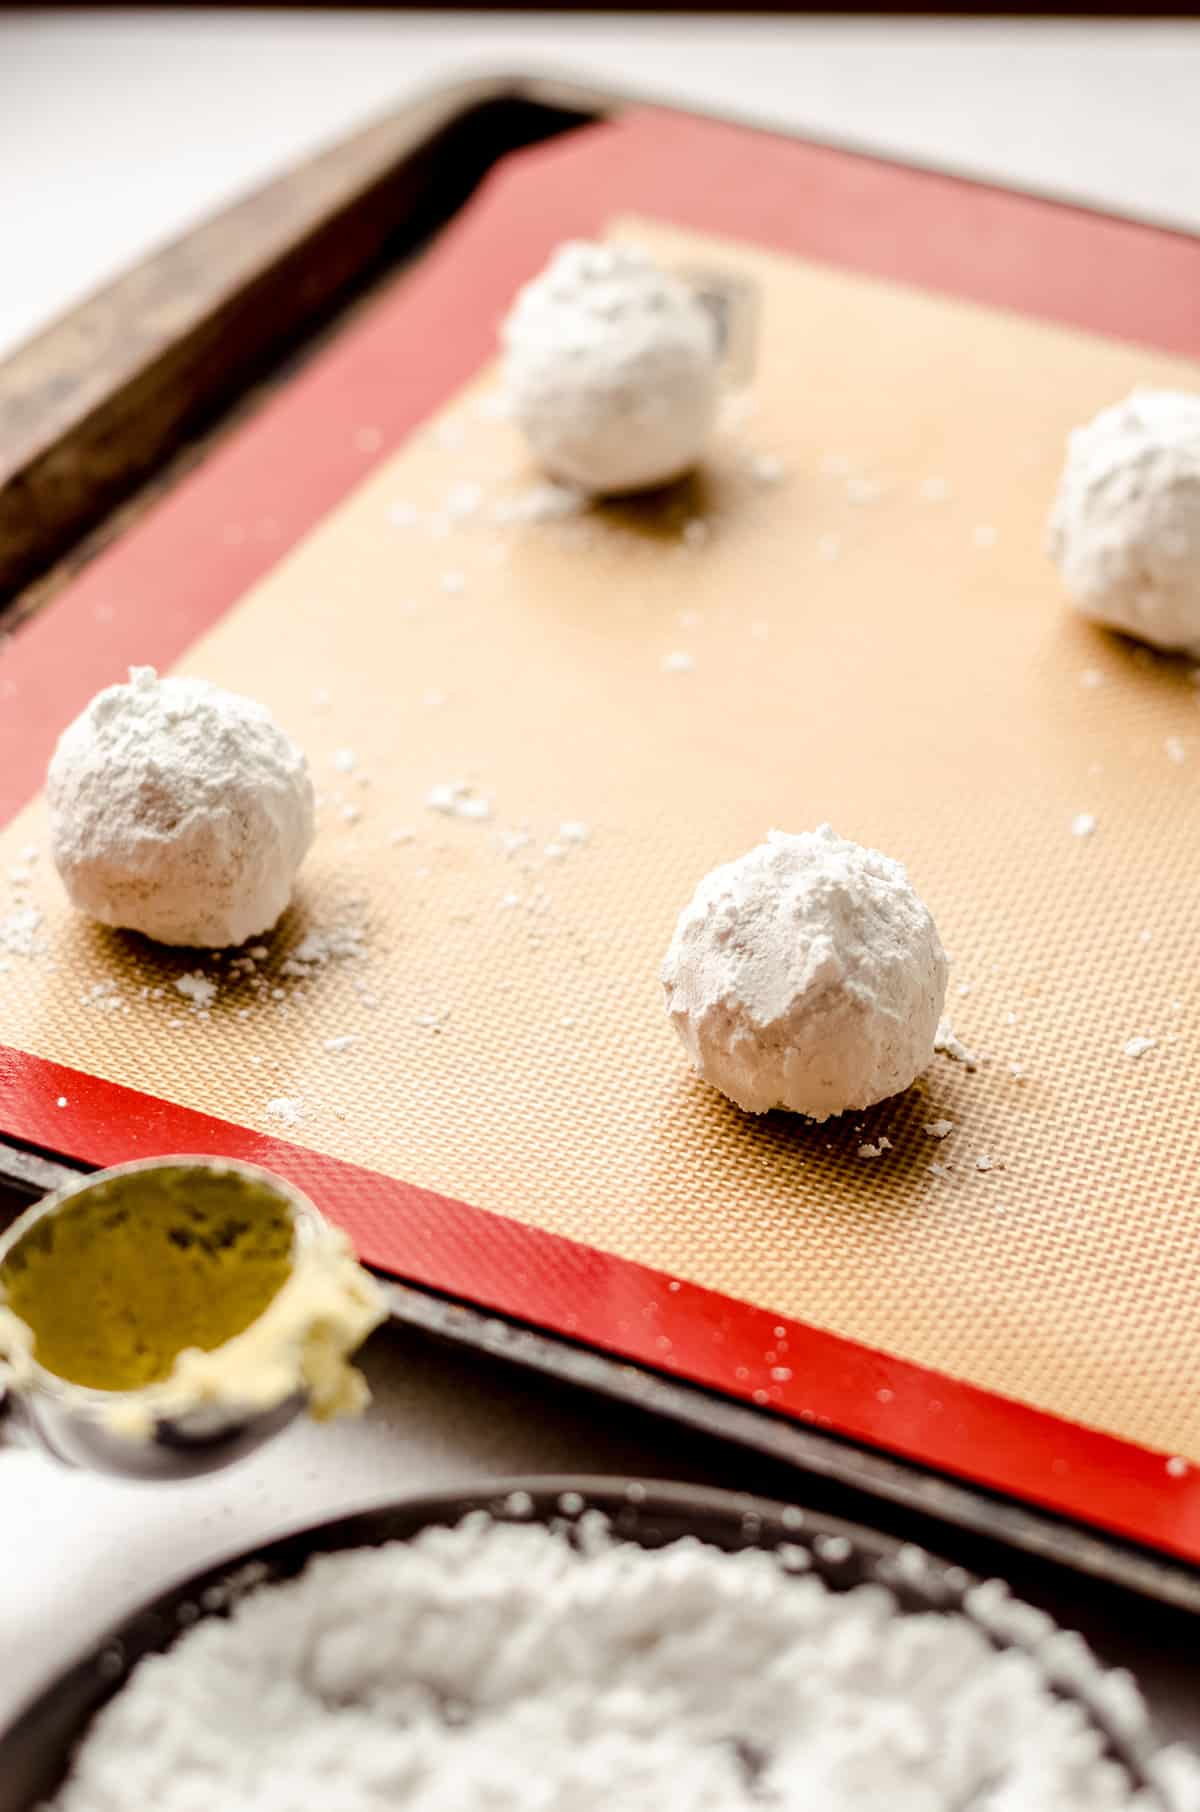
3, 219, 1199, 1456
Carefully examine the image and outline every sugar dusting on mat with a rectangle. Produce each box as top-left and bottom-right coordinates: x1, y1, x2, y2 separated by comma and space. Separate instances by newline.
44, 1513, 1199, 1811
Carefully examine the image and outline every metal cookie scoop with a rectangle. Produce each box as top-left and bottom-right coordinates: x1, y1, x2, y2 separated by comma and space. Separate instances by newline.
0, 1156, 380, 1481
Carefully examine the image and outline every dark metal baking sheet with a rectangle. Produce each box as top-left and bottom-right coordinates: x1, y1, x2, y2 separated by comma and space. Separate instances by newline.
4, 76, 1200, 1618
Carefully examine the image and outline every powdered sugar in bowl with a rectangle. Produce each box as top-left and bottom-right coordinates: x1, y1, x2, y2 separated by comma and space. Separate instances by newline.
1, 1480, 1186, 1812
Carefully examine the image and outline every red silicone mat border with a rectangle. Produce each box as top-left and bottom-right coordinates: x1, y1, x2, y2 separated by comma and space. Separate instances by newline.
4, 108, 1200, 1563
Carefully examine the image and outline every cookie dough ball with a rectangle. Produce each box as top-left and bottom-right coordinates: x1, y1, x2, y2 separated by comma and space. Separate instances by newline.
1047, 388, 1200, 653
661, 826, 948, 1120
501, 240, 720, 495
48, 667, 314, 948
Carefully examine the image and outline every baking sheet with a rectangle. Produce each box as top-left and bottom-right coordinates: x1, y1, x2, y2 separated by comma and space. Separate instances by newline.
3, 108, 1200, 1561
5, 212, 1199, 1448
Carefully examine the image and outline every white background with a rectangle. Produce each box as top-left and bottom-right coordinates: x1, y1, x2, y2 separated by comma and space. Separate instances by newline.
2, 11, 1200, 362
2, 7, 1199, 1737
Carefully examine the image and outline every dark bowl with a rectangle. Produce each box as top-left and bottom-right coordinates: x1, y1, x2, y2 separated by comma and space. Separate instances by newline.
0, 1475, 1161, 1811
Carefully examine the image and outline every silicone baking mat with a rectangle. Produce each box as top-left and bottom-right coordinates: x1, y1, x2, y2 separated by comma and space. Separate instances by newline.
4, 110, 1200, 1563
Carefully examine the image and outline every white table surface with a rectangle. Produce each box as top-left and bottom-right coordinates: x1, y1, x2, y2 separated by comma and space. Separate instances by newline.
3, 7, 1200, 1738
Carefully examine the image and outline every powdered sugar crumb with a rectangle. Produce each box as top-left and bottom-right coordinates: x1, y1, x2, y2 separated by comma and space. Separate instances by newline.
427, 782, 491, 822
0, 904, 42, 958
265, 1096, 304, 1127
749, 452, 786, 485
1123, 1035, 1157, 1060
934, 1019, 980, 1071
492, 481, 585, 525
174, 972, 217, 1010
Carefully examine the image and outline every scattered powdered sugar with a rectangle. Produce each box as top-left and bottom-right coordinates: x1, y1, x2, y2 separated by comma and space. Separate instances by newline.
45, 1513, 1188, 1812
1072, 812, 1098, 838
846, 475, 883, 505
1123, 1035, 1157, 1060
174, 972, 217, 1010
749, 452, 786, 486
0, 903, 42, 958
924, 1119, 954, 1140
279, 917, 370, 978
427, 782, 492, 821
82, 979, 122, 1013
444, 480, 483, 520
661, 650, 695, 674
1167, 736, 1187, 764
934, 1019, 980, 1071
265, 1096, 304, 1127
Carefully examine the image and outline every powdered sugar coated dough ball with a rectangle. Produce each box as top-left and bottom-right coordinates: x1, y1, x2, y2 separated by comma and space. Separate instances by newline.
1047, 388, 1200, 653
48, 667, 315, 948
501, 240, 720, 494
662, 827, 948, 1120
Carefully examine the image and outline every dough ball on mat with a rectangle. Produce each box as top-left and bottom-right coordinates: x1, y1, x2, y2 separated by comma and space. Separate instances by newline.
662, 826, 947, 1120
1048, 388, 1200, 654
502, 240, 720, 495
48, 667, 314, 948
